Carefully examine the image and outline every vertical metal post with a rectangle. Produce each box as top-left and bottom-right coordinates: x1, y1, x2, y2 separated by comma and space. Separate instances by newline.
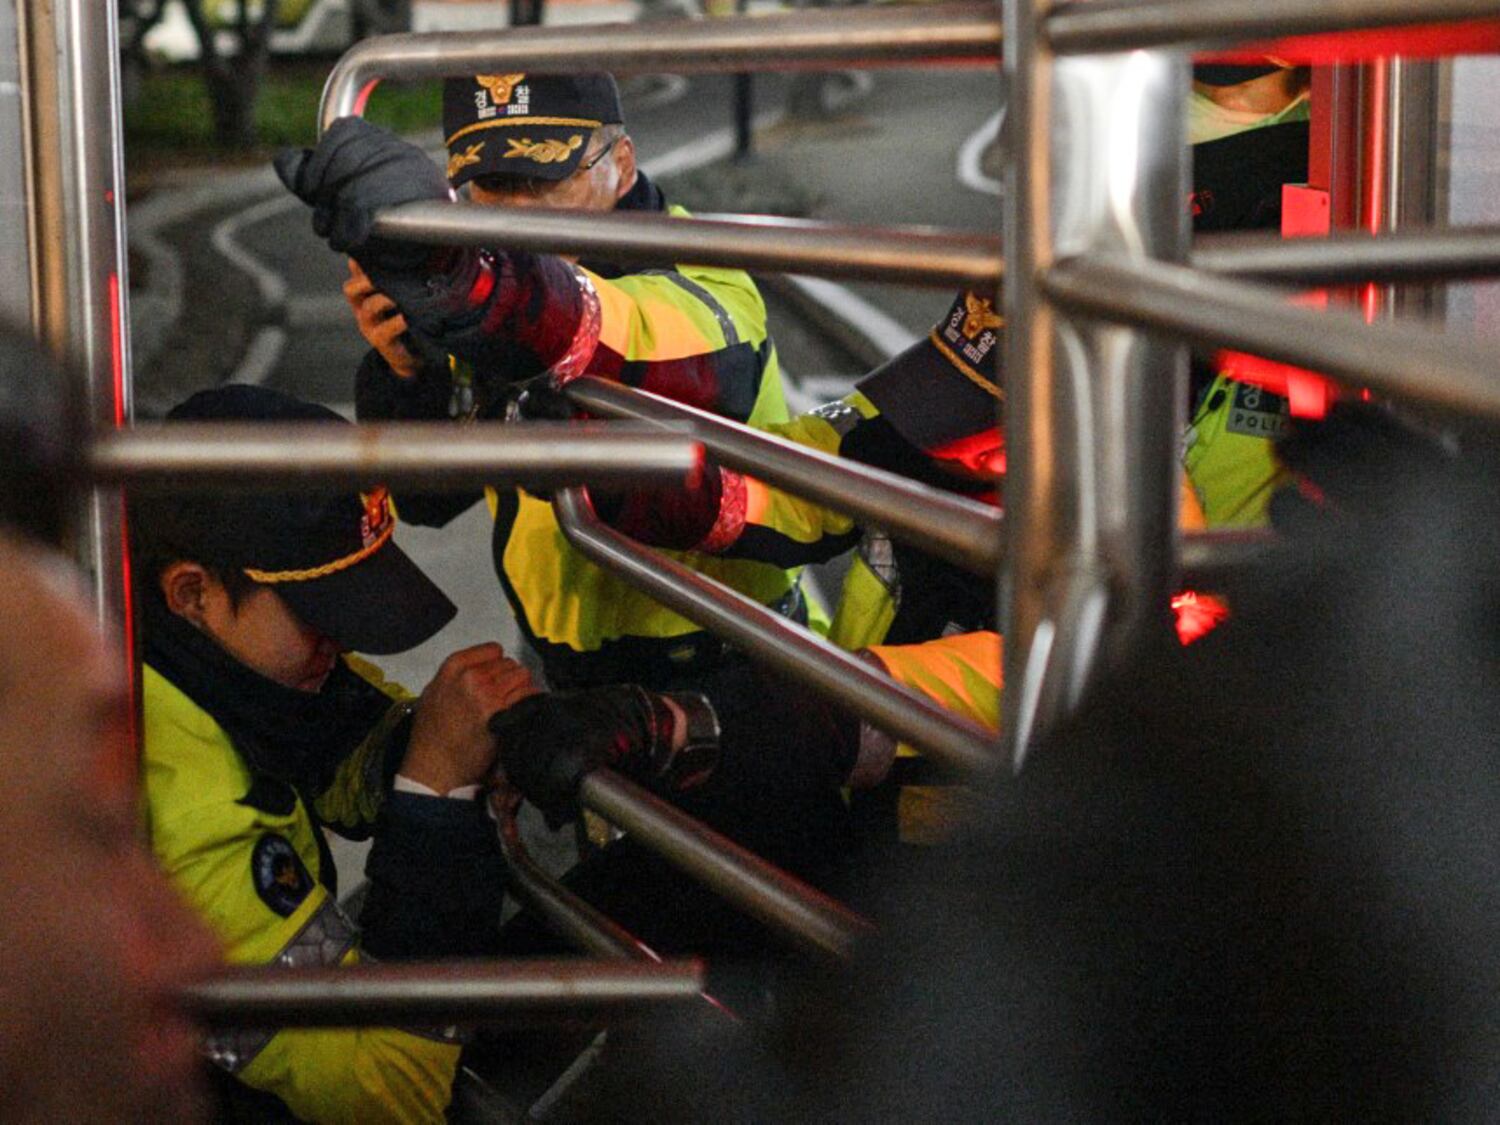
1001, 36, 1187, 766
999, 0, 1057, 765
1387, 58, 1444, 321
0, 0, 31, 326
733, 0, 753, 159
1309, 64, 1362, 230
23, 0, 133, 715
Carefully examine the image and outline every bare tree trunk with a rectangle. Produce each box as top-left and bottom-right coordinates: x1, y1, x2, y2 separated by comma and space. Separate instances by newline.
181, 0, 280, 150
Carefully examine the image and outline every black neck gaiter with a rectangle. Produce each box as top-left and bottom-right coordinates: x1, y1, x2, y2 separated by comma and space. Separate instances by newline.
142, 594, 394, 796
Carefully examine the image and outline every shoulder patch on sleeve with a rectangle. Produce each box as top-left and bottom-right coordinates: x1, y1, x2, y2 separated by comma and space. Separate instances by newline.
251, 833, 314, 918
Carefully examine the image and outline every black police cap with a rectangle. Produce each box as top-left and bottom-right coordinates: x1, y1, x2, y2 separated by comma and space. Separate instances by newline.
162, 385, 455, 655
443, 73, 624, 188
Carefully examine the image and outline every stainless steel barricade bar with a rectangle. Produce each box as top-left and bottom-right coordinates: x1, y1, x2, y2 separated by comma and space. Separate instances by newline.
371, 204, 1003, 291
1044, 0, 1500, 55
90, 421, 701, 491
319, 3, 1003, 130
1042, 254, 1500, 422
1000, 52, 1187, 766
493, 789, 660, 962
580, 769, 872, 963
1193, 226, 1500, 285
568, 375, 1257, 590
553, 488, 998, 776
182, 960, 704, 1027
564, 377, 1003, 576
1180, 529, 1280, 589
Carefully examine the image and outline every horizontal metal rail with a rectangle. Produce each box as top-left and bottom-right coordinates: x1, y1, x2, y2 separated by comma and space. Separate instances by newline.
1044, 0, 1500, 54
565, 377, 1003, 575
321, 3, 1002, 130
181, 960, 704, 1027
1193, 225, 1500, 285
372, 204, 1003, 291
1042, 255, 1500, 423
493, 789, 659, 962
91, 422, 701, 491
553, 488, 998, 776
1179, 528, 1279, 589
580, 768, 872, 963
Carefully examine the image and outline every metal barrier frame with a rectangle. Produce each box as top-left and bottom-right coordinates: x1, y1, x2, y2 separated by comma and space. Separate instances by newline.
44, 0, 1500, 1043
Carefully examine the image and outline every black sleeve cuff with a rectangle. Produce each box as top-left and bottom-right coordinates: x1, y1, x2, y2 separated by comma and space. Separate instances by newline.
360, 792, 506, 960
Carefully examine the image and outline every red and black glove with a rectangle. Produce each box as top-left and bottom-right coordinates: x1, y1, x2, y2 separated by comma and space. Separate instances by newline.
489, 685, 720, 829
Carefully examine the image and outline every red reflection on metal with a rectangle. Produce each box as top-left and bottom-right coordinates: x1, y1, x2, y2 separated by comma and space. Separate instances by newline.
1216, 350, 1333, 419
1196, 18, 1500, 64
110, 271, 138, 767
119, 501, 139, 773
1359, 59, 1391, 323
353, 79, 381, 116
109, 271, 125, 425
1172, 590, 1229, 646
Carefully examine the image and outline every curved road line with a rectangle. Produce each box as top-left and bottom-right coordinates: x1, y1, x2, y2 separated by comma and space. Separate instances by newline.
957, 107, 1005, 198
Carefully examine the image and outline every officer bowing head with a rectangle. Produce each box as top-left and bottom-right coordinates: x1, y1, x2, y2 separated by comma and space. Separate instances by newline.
131, 385, 547, 1120
133, 383, 456, 689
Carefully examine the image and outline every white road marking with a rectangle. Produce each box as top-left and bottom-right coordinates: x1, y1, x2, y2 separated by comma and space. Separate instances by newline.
638, 107, 785, 179
285, 293, 360, 327
234, 325, 288, 386
782, 275, 918, 363
210, 193, 297, 307
957, 107, 1005, 198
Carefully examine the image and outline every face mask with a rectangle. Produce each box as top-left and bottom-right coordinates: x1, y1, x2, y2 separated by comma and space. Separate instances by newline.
1188, 89, 1309, 146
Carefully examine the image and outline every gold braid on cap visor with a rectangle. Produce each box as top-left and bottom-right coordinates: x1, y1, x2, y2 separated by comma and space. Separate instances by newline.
445, 115, 603, 148
243, 520, 395, 584
927, 330, 1005, 401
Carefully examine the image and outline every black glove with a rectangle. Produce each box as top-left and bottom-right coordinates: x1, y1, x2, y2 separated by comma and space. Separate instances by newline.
273, 116, 451, 272
489, 686, 720, 829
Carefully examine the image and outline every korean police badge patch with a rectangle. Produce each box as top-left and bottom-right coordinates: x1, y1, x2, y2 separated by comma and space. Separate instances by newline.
251, 834, 314, 917
1224, 381, 1290, 439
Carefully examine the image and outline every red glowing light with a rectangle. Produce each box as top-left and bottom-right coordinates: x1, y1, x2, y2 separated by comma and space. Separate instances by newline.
1172, 591, 1230, 646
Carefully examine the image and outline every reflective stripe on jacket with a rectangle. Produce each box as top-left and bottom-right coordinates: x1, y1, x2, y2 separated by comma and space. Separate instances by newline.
486, 248, 797, 670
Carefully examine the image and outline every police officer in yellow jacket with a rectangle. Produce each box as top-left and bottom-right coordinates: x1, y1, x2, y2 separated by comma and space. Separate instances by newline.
134, 386, 539, 1123
279, 75, 798, 695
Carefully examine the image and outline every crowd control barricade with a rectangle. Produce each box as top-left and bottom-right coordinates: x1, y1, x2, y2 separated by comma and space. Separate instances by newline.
25, 0, 1500, 1058
317, 0, 1500, 776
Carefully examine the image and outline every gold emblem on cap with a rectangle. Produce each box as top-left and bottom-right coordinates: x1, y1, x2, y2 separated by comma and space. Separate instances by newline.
961, 292, 1004, 339
475, 73, 526, 105
446, 141, 485, 180
504, 135, 583, 164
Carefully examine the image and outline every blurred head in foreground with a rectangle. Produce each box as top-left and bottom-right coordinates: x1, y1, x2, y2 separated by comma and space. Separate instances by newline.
0, 534, 220, 1122
593, 406, 1500, 1121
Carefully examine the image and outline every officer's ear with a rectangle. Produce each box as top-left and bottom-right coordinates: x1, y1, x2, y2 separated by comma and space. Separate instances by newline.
159, 561, 214, 628
611, 133, 637, 202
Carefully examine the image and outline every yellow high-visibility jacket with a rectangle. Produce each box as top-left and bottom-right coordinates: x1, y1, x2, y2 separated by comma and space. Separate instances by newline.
358, 193, 796, 691
141, 659, 474, 1125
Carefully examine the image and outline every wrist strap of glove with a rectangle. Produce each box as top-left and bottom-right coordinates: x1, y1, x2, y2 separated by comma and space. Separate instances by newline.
646, 690, 720, 792
546, 267, 602, 384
